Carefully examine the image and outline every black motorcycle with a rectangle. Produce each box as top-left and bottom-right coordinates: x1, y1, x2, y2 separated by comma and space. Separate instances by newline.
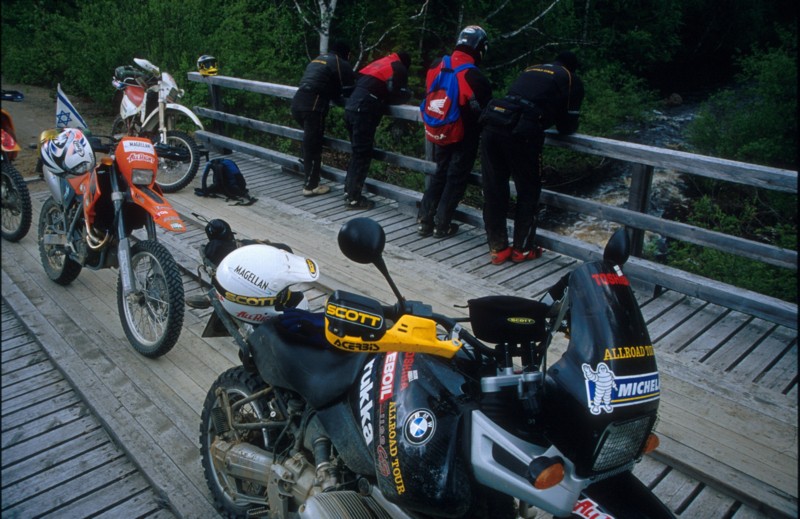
197, 217, 674, 518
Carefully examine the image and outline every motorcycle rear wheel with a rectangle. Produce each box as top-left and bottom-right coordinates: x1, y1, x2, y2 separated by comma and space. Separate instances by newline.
1, 160, 32, 242
154, 130, 200, 193
117, 239, 184, 358
200, 366, 271, 518
38, 197, 82, 285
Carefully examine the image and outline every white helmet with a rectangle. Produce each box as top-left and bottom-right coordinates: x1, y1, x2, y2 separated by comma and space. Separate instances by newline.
40, 128, 95, 176
213, 244, 320, 324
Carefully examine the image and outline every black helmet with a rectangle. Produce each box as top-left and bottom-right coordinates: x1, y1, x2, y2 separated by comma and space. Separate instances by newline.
456, 25, 488, 59
197, 55, 218, 76
205, 219, 234, 242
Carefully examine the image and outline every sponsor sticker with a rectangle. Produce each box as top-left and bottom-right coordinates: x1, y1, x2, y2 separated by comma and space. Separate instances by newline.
403, 409, 436, 445
122, 140, 155, 153
582, 362, 660, 415
573, 497, 614, 519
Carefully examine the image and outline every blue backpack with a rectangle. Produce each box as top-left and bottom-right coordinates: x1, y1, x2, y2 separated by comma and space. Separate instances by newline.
195, 158, 256, 206
420, 55, 476, 145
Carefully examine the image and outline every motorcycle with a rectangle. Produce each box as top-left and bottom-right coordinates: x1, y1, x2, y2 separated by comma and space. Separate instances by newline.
1, 108, 32, 242
38, 127, 186, 358
112, 58, 203, 193
197, 217, 674, 519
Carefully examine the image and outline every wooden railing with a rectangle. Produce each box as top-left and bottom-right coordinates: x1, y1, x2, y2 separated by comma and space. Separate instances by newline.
187, 72, 798, 329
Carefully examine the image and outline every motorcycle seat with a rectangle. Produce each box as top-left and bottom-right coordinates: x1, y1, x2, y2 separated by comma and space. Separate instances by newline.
248, 318, 370, 409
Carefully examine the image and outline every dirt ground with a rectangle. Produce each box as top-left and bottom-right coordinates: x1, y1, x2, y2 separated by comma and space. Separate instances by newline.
1, 81, 116, 178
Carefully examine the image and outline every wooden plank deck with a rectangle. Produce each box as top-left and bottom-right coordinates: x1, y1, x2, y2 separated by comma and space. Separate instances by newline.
0, 152, 795, 518
0, 300, 177, 519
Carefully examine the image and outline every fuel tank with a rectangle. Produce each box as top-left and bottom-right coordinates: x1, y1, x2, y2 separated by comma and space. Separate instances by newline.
352, 352, 473, 517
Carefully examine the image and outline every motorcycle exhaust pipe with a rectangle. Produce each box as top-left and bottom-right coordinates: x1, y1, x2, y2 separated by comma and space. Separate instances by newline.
85, 220, 111, 250
210, 438, 274, 488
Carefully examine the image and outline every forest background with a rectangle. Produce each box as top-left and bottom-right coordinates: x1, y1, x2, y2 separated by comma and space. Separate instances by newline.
1, 0, 797, 301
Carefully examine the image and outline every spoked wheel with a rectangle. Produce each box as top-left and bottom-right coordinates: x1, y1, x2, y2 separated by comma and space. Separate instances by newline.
117, 239, 184, 358
1, 160, 32, 242
154, 130, 200, 193
110, 116, 131, 141
200, 367, 272, 518
38, 197, 82, 284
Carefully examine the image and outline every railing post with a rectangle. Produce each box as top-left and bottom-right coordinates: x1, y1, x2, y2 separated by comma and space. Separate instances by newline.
208, 83, 231, 154
628, 163, 654, 257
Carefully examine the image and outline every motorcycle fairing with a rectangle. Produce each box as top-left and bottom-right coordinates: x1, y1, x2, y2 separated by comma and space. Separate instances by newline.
365, 352, 472, 516
247, 318, 370, 410
545, 262, 659, 477
121, 86, 145, 118
114, 137, 186, 233
1, 109, 20, 159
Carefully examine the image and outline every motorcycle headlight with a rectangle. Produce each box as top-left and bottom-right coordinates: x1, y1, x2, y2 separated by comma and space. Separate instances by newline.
132, 168, 154, 185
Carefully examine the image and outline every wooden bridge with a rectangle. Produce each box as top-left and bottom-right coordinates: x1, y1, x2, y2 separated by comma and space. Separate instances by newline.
1, 74, 796, 518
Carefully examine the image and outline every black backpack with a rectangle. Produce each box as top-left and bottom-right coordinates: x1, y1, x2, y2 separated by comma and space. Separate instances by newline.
195, 158, 256, 206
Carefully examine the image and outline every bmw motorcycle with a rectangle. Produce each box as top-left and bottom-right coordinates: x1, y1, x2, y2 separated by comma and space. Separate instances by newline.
111, 58, 202, 193
1, 108, 32, 242
198, 217, 675, 518
38, 129, 186, 358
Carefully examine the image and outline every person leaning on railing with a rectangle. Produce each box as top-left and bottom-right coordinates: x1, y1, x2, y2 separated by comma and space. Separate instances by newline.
480, 51, 585, 265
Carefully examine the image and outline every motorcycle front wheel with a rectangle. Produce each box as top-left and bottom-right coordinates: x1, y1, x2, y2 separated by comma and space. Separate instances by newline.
200, 366, 271, 518
38, 197, 82, 284
1, 160, 32, 242
155, 130, 200, 193
117, 239, 184, 358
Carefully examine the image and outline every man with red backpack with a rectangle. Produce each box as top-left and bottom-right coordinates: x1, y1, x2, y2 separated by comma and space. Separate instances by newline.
417, 26, 492, 238
343, 51, 412, 210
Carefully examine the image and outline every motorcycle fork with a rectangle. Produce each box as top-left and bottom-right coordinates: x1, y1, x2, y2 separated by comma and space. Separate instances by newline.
109, 171, 135, 295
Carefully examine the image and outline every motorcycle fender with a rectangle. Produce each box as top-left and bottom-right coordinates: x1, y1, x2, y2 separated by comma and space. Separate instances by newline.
120, 91, 143, 119
572, 471, 675, 519
128, 186, 186, 233
141, 104, 204, 132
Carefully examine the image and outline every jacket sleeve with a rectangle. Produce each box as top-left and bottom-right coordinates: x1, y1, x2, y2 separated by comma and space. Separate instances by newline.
386, 62, 412, 105
555, 75, 584, 135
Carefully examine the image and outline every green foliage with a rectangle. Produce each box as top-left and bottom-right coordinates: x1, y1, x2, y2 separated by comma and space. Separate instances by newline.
665, 196, 797, 302
687, 32, 797, 168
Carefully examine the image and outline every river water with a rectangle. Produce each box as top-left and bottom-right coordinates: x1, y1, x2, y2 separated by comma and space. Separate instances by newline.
539, 103, 697, 248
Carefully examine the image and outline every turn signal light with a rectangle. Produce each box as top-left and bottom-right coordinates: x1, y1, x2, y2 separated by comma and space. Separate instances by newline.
101, 157, 113, 166
642, 433, 660, 454
527, 456, 565, 490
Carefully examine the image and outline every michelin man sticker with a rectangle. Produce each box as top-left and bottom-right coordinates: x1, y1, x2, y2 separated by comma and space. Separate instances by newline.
582, 362, 660, 415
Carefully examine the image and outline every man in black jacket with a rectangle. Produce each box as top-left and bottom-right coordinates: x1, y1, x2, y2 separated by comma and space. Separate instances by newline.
343, 51, 412, 210
480, 51, 584, 264
291, 41, 355, 196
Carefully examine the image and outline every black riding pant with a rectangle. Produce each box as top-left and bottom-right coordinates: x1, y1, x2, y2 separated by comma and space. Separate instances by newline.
480, 128, 545, 252
292, 108, 326, 190
417, 128, 480, 231
344, 108, 383, 200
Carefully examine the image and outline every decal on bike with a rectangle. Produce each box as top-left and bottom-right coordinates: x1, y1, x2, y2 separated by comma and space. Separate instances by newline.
573, 497, 614, 519
330, 339, 379, 352
603, 345, 654, 361
122, 139, 155, 153
360, 358, 376, 444
582, 363, 660, 415
325, 302, 383, 329
376, 445, 391, 477
126, 152, 156, 165
387, 401, 406, 495
591, 272, 630, 287
380, 352, 398, 402
400, 352, 416, 391
404, 409, 436, 446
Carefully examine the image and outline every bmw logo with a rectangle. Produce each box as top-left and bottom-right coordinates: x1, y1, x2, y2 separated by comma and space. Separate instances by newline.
403, 409, 436, 445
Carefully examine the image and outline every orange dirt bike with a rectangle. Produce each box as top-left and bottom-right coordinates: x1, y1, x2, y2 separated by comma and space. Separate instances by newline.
1, 107, 32, 242
111, 58, 202, 193
38, 128, 186, 357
